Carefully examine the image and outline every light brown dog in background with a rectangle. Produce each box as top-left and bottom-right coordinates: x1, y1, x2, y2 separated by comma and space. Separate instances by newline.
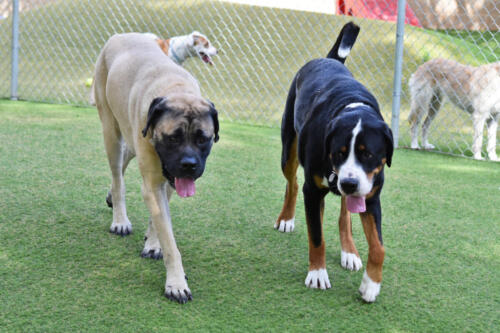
408, 58, 499, 161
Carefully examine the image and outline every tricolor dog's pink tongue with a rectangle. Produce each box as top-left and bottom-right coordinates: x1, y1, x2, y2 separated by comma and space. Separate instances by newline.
346, 195, 366, 213
175, 178, 196, 198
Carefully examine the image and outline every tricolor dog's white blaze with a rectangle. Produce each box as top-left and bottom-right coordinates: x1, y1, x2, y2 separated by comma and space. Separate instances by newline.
305, 268, 331, 290
337, 119, 373, 197
359, 271, 381, 302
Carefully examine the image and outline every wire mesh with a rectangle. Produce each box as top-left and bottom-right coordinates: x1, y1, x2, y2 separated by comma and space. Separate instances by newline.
0, 0, 498, 160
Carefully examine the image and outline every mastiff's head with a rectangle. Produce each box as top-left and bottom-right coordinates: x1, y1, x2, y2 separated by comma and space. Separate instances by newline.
141, 95, 219, 197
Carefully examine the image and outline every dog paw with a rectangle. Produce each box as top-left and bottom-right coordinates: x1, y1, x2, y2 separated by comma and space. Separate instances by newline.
141, 237, 163, 259
410, 141, 420, 149
305, 268, 331, 289
422, 142, 435, 150
340, 250, 362, 271
489, 155, 499, 162
473, 154, 485, 160
358, 271, 380, 303
109, 220, 132, 236
164, 278, 192, 304
274, 218, 295, 232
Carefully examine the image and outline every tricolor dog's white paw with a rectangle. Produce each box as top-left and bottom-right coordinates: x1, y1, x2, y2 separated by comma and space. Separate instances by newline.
141, 235, 163, 259
341, 250, 362, 271
109, 220, 132, 236
275, 218, 295, 233
305, 268, 331, 290
359, 271, 381, 303
165, 277, 192, 304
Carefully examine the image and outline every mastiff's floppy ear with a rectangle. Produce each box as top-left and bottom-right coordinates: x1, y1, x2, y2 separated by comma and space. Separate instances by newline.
142, 97, 168, 137
208, 100, 220, 143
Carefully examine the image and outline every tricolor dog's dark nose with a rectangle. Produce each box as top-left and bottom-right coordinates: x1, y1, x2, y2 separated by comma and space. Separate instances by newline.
340, 178, 358, 194
180, 156, 197, 171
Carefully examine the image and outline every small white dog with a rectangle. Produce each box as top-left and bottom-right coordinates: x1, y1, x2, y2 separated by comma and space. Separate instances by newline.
144, 31, 218, 66
408, 58, 500, 161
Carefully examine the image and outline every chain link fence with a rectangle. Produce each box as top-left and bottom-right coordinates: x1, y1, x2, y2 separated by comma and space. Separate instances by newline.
0, 0, 499, 160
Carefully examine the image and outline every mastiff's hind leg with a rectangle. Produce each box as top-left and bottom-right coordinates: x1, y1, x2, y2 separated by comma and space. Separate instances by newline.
99, 109, 132, 236
141, 184, 174, 260
106, 146, 135, 207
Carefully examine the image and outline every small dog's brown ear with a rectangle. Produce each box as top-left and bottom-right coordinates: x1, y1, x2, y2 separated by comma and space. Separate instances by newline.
142, 97, 167, 137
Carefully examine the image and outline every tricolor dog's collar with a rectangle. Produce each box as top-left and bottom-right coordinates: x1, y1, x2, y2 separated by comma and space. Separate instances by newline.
328, 170, 336, 183
344, 102, 368, 110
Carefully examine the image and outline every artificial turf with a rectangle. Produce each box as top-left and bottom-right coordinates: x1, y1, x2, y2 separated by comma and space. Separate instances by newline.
0, 100, 498, 332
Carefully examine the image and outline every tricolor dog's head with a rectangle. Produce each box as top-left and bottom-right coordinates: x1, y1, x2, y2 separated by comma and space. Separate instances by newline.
188, 31, 218, 65
142, 95, 219, 197
324, 105, 393, 212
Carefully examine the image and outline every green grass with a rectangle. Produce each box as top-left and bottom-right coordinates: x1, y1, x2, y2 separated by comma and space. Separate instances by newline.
1, 100, 499, 332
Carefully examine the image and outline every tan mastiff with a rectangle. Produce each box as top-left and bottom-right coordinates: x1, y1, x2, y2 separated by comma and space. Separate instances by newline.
93, 33, 219, 304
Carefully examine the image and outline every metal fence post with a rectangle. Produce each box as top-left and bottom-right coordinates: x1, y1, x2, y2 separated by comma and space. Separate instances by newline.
11, 0, 20, 101
391, 0, 406, 148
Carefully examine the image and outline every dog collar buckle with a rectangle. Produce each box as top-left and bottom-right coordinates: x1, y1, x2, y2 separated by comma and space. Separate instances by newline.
328, 170, 336, 183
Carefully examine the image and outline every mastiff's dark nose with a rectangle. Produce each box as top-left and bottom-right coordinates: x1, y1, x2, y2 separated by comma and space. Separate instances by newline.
180, 156, 198, 172
340, 178, 358, 194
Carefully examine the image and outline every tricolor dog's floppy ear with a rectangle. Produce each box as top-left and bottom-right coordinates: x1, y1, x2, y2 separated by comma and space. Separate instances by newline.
142, 97, 168, 137
323, 118, 341, 163
207, 100, 220, 143
382, 122, 394, 167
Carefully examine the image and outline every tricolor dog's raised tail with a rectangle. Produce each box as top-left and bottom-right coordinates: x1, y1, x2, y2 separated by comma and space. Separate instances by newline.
326, 22, 360, 63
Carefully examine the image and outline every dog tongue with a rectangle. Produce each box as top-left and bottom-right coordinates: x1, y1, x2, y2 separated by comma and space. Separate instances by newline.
346, 195, 366, 213
202, 54, 213, 65
175, 178, 196, 198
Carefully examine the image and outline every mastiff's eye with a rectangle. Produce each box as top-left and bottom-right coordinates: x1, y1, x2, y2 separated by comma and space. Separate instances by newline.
196, 135, 210, 145
166, 135, 181, 144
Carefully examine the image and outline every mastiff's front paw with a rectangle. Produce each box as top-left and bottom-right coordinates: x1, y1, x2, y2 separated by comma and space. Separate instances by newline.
109, 220, 132, 236
141, 236, 163, 259
165, 279, 192, 304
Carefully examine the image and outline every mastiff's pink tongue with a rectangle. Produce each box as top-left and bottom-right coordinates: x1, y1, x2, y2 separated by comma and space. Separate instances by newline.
346, 195, 366, 213
175, 178, 196, 198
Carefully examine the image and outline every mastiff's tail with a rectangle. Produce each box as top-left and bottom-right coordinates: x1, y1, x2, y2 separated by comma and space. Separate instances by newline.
326, 22, 360, 64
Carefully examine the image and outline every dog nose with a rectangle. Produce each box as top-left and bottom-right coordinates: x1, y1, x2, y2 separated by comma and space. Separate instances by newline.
180, 156, 197, 171
340, 178, 359, 195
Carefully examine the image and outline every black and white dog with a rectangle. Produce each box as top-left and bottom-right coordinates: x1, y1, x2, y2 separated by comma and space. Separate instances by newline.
274, 22, 393, 302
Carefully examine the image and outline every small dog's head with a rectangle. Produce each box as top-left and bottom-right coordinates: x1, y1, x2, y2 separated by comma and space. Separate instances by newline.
142, 96, 219, 197
188, 31, 218, 65
324, 106, 393, 207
